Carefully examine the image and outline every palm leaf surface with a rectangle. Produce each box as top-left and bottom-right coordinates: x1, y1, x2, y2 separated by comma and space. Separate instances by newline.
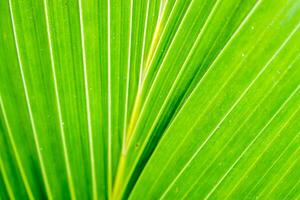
0, 0, 300, 199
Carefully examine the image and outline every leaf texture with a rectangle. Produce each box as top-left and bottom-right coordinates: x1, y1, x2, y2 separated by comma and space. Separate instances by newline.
1, 0, 300, 199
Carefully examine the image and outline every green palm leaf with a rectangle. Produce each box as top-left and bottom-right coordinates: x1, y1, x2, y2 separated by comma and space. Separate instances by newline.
1, 0, 299, 199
